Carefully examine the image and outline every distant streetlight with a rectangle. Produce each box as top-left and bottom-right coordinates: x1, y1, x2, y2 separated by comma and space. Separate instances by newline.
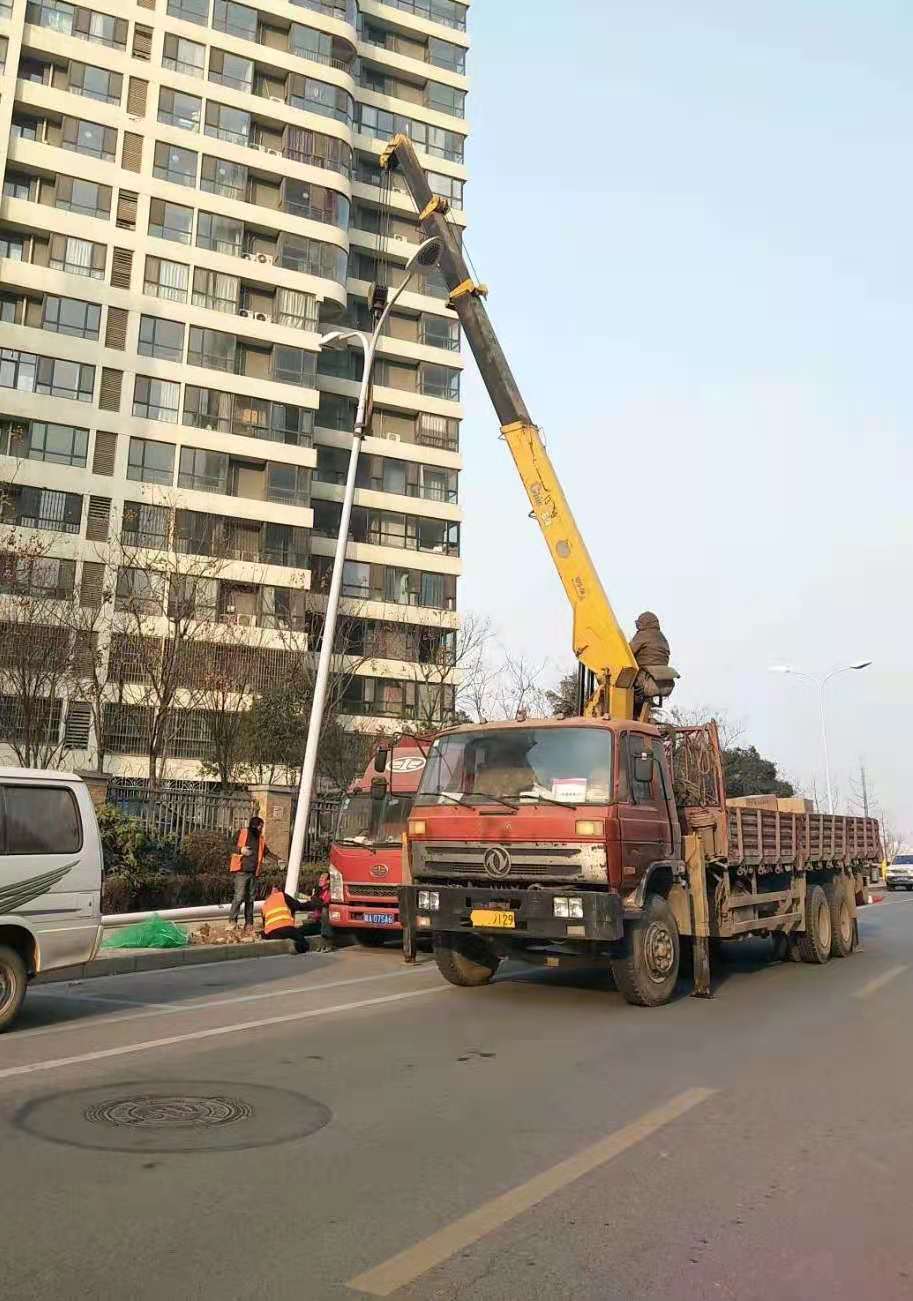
769, 661, 872, 814
285, 237, 442, 897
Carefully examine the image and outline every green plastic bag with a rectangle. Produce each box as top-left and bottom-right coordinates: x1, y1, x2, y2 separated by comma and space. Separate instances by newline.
102, 915, 189, 950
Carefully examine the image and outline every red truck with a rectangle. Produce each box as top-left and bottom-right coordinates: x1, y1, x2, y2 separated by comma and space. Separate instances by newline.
327, 735, 429, 946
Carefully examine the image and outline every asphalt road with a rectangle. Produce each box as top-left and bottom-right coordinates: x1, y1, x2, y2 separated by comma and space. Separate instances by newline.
2, 895, 913, 1301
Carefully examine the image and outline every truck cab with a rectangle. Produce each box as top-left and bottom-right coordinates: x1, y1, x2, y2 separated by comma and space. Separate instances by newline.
402, 717, 680, 944
328, 736, 430, 946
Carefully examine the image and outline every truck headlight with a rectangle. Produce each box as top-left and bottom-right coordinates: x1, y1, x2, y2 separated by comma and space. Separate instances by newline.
553, 896, 584, 919
418, 889, 440, 911
329, 866, 344, 903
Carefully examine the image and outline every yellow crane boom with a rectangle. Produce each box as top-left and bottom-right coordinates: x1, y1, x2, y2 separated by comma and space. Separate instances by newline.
380, 134, 640, 719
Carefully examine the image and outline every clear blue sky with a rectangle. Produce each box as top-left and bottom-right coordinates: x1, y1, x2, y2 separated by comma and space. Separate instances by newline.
456, 0, 912, 838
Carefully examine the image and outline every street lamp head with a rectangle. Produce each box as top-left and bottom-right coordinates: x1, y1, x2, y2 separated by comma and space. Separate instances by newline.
849, 660, 872, 671
769, 665, 796, 674
412, 236, 442, 269
318, 329, 350, 349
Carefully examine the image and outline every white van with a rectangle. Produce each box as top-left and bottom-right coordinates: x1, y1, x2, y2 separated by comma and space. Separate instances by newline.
0, 769, 103, 1031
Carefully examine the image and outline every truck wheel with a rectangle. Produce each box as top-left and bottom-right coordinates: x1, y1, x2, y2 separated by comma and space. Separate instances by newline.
432, 932, 499, 987
353, 930, 388, 947
0, 945, 28, 1033
611, 894, 680, 1007
798, 884, 832, 964
824, 880, 854, 958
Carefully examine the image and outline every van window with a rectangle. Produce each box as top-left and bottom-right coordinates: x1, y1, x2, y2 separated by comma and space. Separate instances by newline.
3, 786, 82, 854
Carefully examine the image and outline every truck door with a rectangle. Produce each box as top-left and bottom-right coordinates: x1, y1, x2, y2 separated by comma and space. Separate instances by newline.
616, 733, 672, 880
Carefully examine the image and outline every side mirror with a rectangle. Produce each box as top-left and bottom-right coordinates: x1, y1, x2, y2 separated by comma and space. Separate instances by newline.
374, 747, 389, 774
633, 753, 655, 785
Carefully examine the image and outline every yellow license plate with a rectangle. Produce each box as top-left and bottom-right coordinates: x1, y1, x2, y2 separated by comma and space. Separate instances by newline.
471, 909, 515, 929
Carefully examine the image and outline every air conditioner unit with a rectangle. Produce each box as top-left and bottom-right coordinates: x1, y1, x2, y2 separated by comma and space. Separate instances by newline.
225, 605, 236, 614
242, 252, 256, 261
238, 614, 256, 627
382, 432, 402, 442
256, 253, 274, 265
266, 148, 282, 157
239, 308, 251, 317
254, 311, 271, 322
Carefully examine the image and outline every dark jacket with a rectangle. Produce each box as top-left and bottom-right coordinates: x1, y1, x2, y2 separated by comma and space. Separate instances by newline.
630, 612, 670, 669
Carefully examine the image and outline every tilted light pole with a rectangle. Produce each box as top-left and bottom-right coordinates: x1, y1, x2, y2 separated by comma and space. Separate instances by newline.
769, 661, 872, 815
285, 237, 442, 896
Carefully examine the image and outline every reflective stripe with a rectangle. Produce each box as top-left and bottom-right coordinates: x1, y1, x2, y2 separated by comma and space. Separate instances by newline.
262, 894, 294, 934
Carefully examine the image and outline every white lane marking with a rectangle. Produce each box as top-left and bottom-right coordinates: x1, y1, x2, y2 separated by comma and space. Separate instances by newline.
852, 965, 909, 999
19, 967, 429, 1040
0, 985, 446, 1080
30, 992, 163, 1008
347, 1087, 718, 1297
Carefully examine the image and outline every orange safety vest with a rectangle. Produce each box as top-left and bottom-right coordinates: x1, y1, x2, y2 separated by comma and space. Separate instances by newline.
229, 827, 267, 875
262, 888, 294, 936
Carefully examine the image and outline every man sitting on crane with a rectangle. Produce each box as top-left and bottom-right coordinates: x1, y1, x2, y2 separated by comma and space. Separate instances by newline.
631, 611, 678, 715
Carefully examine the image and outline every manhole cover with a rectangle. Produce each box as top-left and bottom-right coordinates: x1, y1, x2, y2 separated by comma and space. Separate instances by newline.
85, 1094, 253, 1130
16, 1081, 331, 1154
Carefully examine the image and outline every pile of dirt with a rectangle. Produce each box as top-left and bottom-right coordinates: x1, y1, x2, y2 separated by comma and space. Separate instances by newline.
189, 923, 257, 946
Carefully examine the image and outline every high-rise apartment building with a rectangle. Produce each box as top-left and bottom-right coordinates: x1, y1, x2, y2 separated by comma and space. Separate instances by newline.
0, 0, 468, 777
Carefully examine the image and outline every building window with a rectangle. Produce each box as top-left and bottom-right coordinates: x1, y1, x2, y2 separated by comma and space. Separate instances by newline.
200, 155, 246, 199
204, 101, 250, 146
428, 35, 466, 73
178, 446, 228, 494
288, 75, 354, 125
211, 0, 256, 40
49, 235, 106, 279
209, 48, 254, 93
115, 568, 163, 611
68, 61, 122, 104
0, 552, 76, 598
196, 211, 243, 256
3, 173, 34, 201
42, 296, 101, 340
158, 87, 202, 132
127, 435, 175, 484
273, 345, 316, 386
165, 0, 208, 25
0, 233, 25, 261
138, 315, 186, 363
162, 33, 205, 76
61, 116, 116, 160
2, 485, 82, 534
426, 82, 466, 117
20, 421, 89, 467
143, 256, 189, 302
183, 385, 232, 433
76, 8, 127, 47
0, 350, 93, 401
121, 500, 170, 548
25, 1, 77, 34
132, 378, 181, 424
191, 268, 239, 313
56, 176, 112, 220
187, 327, 236, 372
11, 116, 41, 141
419, 363, 460, 400
153, 141, 198, 187
149, 198, 194, 244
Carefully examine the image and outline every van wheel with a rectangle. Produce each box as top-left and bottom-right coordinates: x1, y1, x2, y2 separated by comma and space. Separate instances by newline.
611, 894, 680, 1007
0, 945, 28, 1033
798, 884, 832, 964
824, 880, 854, 958
433, 932, 499, 987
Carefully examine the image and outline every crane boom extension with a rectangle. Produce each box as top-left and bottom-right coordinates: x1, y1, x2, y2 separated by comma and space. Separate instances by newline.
380, 134, 639, 719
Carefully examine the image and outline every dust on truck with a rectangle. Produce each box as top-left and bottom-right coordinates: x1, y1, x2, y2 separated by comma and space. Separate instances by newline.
400, 721, 881, 1005
327, 736, 429, 946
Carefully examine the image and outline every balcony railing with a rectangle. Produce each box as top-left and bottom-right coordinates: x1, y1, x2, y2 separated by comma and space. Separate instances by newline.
379, 0, 466, 29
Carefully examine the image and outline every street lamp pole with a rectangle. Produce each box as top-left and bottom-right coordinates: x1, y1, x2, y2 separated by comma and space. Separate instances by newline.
769, 661, 872, 815
285, 238, 441, 897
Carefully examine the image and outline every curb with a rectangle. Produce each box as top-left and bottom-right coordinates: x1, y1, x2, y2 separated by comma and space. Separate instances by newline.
34, 939, 299, 985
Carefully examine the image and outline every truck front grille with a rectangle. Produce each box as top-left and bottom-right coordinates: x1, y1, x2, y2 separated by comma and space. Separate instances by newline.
345, 883, 398, 899
414, 842, 587, 882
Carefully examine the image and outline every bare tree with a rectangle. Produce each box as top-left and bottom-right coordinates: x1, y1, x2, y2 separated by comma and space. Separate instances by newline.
0, 529, 77, 768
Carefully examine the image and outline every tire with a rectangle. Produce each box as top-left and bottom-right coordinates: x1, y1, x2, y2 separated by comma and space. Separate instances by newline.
798, 883, 832, 964
611, 893, 680, 1007
352, 930, 388, 947
0, 945, 28, 1033
824, 880, 854, 958
887, 885, 896, 891
432, 932, 499, 987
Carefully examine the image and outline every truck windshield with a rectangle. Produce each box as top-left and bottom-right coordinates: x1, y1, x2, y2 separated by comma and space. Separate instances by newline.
415, 727, 613, 806
335, 791, 412, 847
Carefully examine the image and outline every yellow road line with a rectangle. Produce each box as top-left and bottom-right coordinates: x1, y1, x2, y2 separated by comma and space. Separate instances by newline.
853, 965, 909, 999
347, 1086, 717, 1297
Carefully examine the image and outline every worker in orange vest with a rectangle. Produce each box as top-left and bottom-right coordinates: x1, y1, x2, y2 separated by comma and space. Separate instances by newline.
260, 885, 330, 953
228, 815, 276, 932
